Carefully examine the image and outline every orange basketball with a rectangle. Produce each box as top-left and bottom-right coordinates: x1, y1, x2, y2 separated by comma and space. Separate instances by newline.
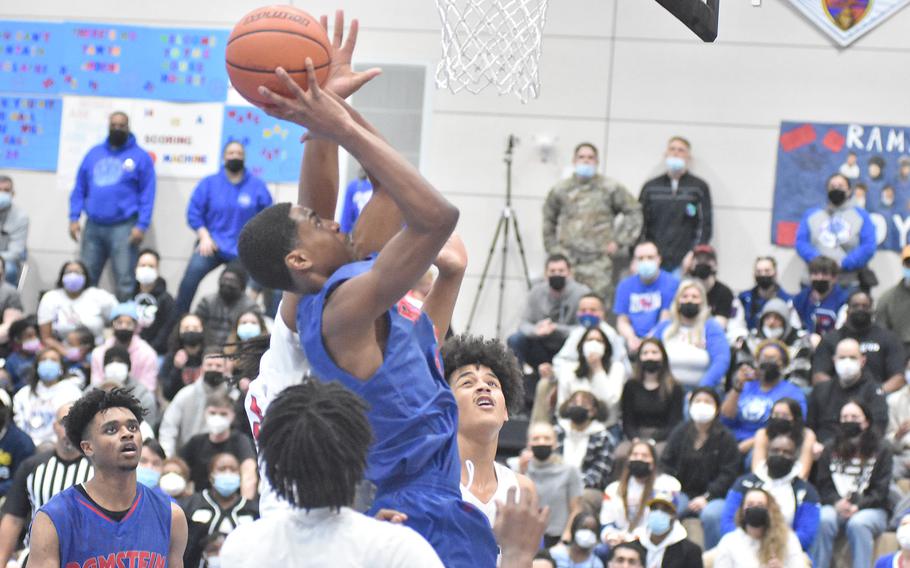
226, 5, 331, 107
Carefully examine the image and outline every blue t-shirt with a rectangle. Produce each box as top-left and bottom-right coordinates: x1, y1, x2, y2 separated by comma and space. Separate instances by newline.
550, 547, 604, 568
38, 483, 172, 567
721, 379, 807, 442
874, 553, 898, 568
613, 271, 679, 338
340, 178, 374, 233
792, 284, 850, 335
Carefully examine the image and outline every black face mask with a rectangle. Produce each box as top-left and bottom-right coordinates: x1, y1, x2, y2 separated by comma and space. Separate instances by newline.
640, 359, 662, 374
108, 129, 128, 147
203, 371, 226, 387
759, 362, 781, 383
219, 284, 242, 303
766, 417, 793, 438
225, 158, 244, 173
766, 455, 795, 479
692, 263, 714, 279
180, 331, 204, 348
828, 189, 847, 206
743, 506, 770, 528
548, 275, 566, 291
562, 405, 590, 425
811, 279, 831, 295
848, 310, 872, 330
839, 421, 863, 439
628, 460, 652, 479
679, 302, 700, 319
113, 328, 134, 345
755, 275, 775, 290
531, 445, 552, 461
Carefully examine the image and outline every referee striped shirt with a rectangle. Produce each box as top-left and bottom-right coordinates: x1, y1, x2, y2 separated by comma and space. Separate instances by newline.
1, 450, 93, 522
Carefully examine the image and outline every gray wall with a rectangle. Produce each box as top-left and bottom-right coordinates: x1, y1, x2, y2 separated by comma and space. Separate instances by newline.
5, 0, 909, 338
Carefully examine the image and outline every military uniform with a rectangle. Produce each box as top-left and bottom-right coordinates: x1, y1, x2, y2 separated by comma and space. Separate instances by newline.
542, 174, 642, 303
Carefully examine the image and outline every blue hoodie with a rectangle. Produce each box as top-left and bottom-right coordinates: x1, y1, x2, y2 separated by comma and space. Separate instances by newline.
69, 133, 156, 230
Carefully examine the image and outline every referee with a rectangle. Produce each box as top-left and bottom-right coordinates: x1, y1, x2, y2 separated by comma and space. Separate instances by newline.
0, 402, 93, 565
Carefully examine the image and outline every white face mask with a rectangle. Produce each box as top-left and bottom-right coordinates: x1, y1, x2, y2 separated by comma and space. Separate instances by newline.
582, 340, 606, 359
835, 357, 862, 384
103, 362, 129, 384
206, 413, 231, 435
898, 524, 910, 550
574, 528, 597, 549
135, 266, 158, 286
762, 325, 784, 339
689, 402, 716, 424
159, 472, 187, 496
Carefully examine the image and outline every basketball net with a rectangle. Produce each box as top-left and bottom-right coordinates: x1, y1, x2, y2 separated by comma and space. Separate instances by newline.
435, 0, 549, 103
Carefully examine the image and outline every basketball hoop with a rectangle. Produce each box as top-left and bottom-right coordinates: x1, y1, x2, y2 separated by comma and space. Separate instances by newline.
434, 0, 549, 103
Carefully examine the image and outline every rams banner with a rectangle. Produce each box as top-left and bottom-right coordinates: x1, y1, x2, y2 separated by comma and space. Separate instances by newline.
772, 121, 910, 251
785, 0, 910, 47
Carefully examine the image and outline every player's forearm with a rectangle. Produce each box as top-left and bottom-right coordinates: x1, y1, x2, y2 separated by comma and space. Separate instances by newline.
0, 515, 24, 566
298, 138, 339, 219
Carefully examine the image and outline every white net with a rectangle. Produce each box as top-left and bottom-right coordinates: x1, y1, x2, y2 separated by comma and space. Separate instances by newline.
435, 0, 549, 103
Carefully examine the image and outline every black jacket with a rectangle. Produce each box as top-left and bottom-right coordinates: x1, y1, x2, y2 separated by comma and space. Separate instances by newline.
639, 172, 712, 270
815, 444, 892, 511
807, 374, 887, 445
660, 421, 740, 501
135, 277, 178, 354
661, 539, 704, 568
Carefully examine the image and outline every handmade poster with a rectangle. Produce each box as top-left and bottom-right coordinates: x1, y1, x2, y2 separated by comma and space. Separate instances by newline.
221, 105, 307, 183
785, 0, 910, 47
0, 95, 61, 171
0, 21, 65, 94
772, 120, 910, 251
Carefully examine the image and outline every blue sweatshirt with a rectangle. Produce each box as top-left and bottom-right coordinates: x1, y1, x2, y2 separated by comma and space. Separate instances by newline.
792, 284, 850, 336
69, 133, 156, 230
0, 422, 35, 496
186, 169, 273, 259
795, 204, 876, 272
650, 318, 730, 389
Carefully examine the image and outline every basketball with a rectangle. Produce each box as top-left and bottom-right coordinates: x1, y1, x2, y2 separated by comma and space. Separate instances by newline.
226, 5, 331, 106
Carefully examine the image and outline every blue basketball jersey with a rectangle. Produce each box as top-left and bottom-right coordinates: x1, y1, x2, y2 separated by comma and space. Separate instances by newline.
38, 483, 172, 568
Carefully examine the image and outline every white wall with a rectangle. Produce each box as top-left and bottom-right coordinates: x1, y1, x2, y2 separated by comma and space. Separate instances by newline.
5, 0, 909, 338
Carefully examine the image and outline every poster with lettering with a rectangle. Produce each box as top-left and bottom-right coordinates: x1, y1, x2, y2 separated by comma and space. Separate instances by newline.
0, 95, 61, 171
772, 120, 910, 251
130, 99, 223, 178
0, 21, 65, 94
221, 105, 307, 182
59, 22, 229, 102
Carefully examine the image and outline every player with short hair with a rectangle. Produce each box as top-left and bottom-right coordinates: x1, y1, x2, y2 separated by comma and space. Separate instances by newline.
28, 388, 187, 568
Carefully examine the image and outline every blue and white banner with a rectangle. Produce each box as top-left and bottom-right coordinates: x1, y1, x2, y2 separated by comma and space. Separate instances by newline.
785, 0, 910, 47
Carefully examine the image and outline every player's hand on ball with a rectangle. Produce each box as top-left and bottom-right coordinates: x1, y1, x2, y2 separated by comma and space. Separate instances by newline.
320, 11, 381, 99
258, 60, 352, 141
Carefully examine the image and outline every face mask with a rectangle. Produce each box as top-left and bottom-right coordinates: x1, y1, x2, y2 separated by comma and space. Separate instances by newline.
563, 405, 590, 425
114, 328, 134, 344
37, 359, 62, 382
811, 279, 831, 295
573, 528, 597, 550
137, 466, 161, 488
881, 196, 893, 208
236, 322, 262, 341
903, 267, 910, 282
219, 284, 242, 303
828, 189, 847, 206
159, 472, 187, 496
897, 524, 910, 550
692, 263, 714, 280
637, 259, 659, 280
762, 325, 784, 340
743, 506, 769, 529
0, 193, 12, 210
689, 402, 716, 424
755, 275, 774, 290
104, 362, 129, 385
203, 371, 226, 387
205, 557, 222, 568
835, 358, 862, 385
21, 338, 42, 354
108, 129, 128, 147
135, 266, 158, 286
759, 362, 781, 383
640, 359, 662, 374
548, 275, 566, 291
180, 331, 204, 348
848, 310, 872, 330
647, 509, 672, 536
679, 302, 700, 319
574, 163, 596, 179
531, 444, 552, 461
582, 341, 605, 359
577, 314, 600, 329
766, 455, 795, 479
224, 158, 244, 173
206, 413, 231, 435
65, 346, 84, 362
856, 197, 867, 208
666, 156, 686, 174
62, 272, 86, 293
628, 460, 652, 479
212, 472, 241, 497
839, 421, 863, 439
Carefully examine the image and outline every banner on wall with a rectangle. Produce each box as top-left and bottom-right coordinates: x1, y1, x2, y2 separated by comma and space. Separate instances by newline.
785, 0, 910, 47
0, 22, 66, 94
221, 105, 307, 183
0, 95, 61, 171
772, 120, 910, 252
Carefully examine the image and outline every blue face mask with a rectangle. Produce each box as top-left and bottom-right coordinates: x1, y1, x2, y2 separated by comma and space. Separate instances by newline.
647, 509, 672, 536
666, 156, 686, 173
575, 163, 596, 179
212, 472, 241, 497
903, 267, 910, 282
137, 466, 161, 488
637, 259, 659, 280
37, 360, 62, 382
577, 314, 601, 329
236, 322, 262, 341
0, 192, 11, 209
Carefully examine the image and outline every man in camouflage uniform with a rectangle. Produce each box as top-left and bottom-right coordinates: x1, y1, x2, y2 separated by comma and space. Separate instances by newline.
542, 142, 642, 304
